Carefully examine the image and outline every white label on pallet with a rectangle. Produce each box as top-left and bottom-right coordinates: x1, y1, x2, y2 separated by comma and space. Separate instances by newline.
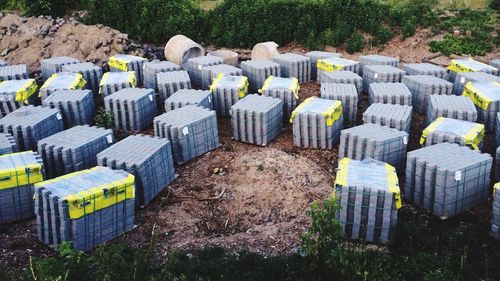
106, 135, 113, 144
56, 113, 62, 120
208, 96, 212, 103
374, 73, 379, 79
460, 77, 466, 84
149, 94, 153, 102
198, 65, 202, 70
182, 127, 189, 135
455, 170, 462, 181
403, 136, 408, 145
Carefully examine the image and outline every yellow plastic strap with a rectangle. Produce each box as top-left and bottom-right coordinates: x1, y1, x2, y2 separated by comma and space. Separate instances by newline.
209, 73, 224, 92
323, 100, 343, 126
334, 158, 350, 187
64, 174, 135, 219
289, 96, 314, 124
447, 58, 485, 73
108, 56, 129, 72
258, 75, 274, 93
494, 182, 500, 196
462, 82, 499, 111
69, 73, 86, 90
290, 77, 300, 100
238, 77, 249, 98
127, 72, 137, 87
386, 163, 402, 209
420, 117, 445, 145
15, 79, 38, 103
0, 152, 44, 190
317, 58, 357, 72
40, 75, 57, 91
463, 123, 484, 150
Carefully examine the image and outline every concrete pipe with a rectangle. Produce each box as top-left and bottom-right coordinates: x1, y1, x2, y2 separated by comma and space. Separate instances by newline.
164, 35, 205, 67
208, 50, 239, 66
251, 42, 279, 60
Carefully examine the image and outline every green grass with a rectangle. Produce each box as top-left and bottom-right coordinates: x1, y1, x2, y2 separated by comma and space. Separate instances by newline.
376, 0, 490, 8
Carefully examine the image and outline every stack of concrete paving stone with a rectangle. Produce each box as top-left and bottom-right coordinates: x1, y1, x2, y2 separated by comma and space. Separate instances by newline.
305, 51, 341, 81
290, 97, 343, 149
403, 63, 448, 80
34, 166, 135, 251
41, 57, 80, 80
201, 64, 242, 90
405, 142, 492, 219
241, 59, 281, 92
272, 53, 311, 84
37, 125, 114, 179
97, 135, 176, 206
259, 76, 299, 120
496, 148, 500, 182
42, 90, 95, 128
334, 158, 401, 244
339, 124, 408, 170
104, 88, 157, 132
363, 65, 405, 92
0, 133, 17, 155
318, 70, 363, 96
0, 106, 64, 151
317, 57, 359, 79
463, 81, 500, 132
496, 113, 500, 148
40, 72, 86, 100
143, 60, 181, 91
0, 151, 44, 223
0, 61, 7, 67
420, 117, 484, 150
185, 56, 224, 88
0, 64, 29, 81
402, 75, 454, 113
108, 54, 146, 85
230, 94, 283, 146
154, 105, 219, 164
359, 55, 399, 76
492, 183, 500, 240
62, 62, 103, 95
453, 71, 500, 96
425, 95, 477, 126
368, 83, 412, 106
363, 103, 412, 132
157, 71, 192, 105
448, 58, 499, 83
164, 89, 213, 112
491, 59, 500, 72
99, 72, 136, 97
320, 83, 358, 127
210, 75, 248, 117
0, 79, 38, 117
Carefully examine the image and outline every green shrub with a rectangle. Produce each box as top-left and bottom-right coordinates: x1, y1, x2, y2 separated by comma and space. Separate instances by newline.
402, 19, 417, 38
371, 26, 393, 46
346, 32, 364, 53
94, 107, 114, 129
24, 0, 86, 17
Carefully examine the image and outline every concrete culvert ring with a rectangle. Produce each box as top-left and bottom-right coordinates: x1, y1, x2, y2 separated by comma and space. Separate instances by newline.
208, 50, 239, 66
164, 35, 205, 67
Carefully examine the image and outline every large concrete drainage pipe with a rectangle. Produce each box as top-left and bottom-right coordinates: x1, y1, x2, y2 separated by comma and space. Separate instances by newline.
164, 35, 204, 67
208, 50, 239, 66
251, 42, 279, 60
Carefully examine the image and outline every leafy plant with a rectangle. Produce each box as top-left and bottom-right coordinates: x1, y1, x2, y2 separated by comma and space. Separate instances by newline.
95, 107, 114, 129
346, 32, 365, 53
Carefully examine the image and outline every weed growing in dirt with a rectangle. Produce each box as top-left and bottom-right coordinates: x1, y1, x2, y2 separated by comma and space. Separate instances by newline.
94, 107, 114, 129
257, 164, 264, 172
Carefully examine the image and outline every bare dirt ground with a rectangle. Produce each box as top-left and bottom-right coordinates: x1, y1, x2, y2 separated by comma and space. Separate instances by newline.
0, 14, 499, 274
